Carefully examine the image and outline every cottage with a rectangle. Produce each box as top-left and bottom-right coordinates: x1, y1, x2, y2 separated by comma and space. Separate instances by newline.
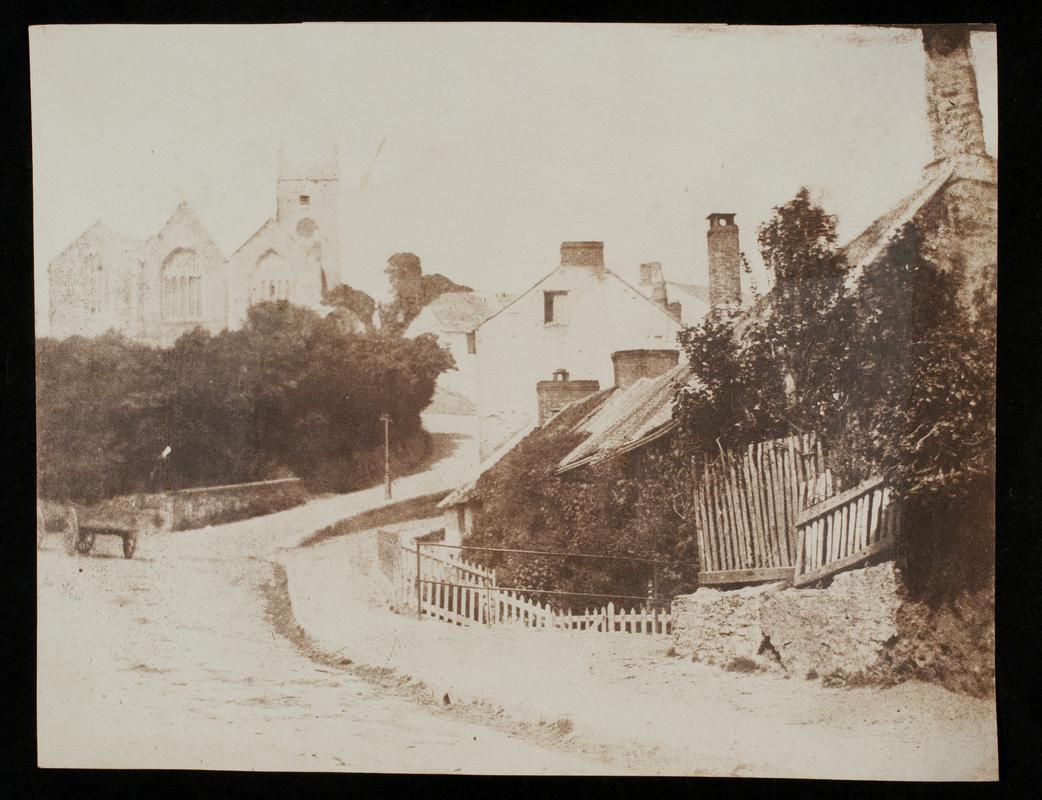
403, 290, 513, 405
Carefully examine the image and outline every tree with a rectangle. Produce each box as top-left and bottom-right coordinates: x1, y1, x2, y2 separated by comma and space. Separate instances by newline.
323, 283, 377, 330
35, 301, 456, 502
675, 187, 852, 456
378, 252, 472, 335
674, 186, 995, 596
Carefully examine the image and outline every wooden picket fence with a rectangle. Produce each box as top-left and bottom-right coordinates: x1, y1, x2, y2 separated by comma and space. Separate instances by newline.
417, 580, 672, 635
418, 581, 556, 627
792, 476, 901, 587
695, 433, 831, 585
403, 542, 671, 635
570, 602, 672, 635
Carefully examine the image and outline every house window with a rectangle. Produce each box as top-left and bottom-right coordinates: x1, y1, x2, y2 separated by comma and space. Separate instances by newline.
456, 506, 466, 534
544, 291, 567, 324
466, 332, 476, 354
299, 195, 310, 206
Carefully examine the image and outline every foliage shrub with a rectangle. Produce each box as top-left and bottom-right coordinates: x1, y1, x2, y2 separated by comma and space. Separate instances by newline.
674, 188, 995, 597
36, 301, 454, 503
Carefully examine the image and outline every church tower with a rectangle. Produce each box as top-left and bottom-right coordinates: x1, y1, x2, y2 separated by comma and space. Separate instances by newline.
275, 143, 342, 293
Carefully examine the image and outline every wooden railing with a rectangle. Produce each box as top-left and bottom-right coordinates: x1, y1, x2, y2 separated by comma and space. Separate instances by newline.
695, 433, 830, 586
792, 476, 901, 587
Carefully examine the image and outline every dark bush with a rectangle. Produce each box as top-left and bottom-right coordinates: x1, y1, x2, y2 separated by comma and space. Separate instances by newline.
36, 301, 453, 504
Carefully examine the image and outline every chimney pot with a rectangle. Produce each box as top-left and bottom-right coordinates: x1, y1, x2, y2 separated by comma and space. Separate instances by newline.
611, 349, 680, 390
536, 373, 600, 425
706, 213, 742, 308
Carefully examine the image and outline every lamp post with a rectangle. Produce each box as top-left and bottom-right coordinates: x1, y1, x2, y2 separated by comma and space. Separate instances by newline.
379, 413, 392, 500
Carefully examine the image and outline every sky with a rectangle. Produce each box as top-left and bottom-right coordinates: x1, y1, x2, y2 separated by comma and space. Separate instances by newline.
30, 23, 996, 330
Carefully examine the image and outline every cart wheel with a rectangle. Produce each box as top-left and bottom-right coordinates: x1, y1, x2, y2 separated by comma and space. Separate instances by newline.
76, 529, 95, 555
62, 508, 79, 555
123, 530, 137, 559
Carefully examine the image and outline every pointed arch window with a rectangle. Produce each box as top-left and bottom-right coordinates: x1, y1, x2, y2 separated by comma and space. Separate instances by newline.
160, 248, 203, 321
251, 250, 293, 305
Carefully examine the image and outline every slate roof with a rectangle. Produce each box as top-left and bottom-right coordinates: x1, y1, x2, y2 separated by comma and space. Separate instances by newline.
840, 152, 997, 286
423, 291, 512, 333
154, 201, 227, 260
438, 418, 540, 507
478, 265, 684, 332
50, 220, 143, 268
555, 363, 696, 473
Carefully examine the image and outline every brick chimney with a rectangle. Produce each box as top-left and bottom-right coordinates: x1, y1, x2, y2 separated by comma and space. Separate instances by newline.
536, 369, 600, 424
611, 349, 679, 390
706, 213, 741, 308
921, 25, 987, 162
560, 241, 604, 269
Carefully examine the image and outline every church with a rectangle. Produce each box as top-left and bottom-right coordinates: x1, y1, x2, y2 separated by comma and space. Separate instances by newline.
47, 148, 344, 347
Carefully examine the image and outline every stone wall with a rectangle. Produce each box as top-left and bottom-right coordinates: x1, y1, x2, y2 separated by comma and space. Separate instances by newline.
671, 562, 994, 696
758, 563, 904, 679
88, 477, 306, 532
671, 581, 785, 666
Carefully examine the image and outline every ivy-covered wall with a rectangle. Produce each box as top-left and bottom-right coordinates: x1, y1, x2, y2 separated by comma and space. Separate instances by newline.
462, 393, 699, 607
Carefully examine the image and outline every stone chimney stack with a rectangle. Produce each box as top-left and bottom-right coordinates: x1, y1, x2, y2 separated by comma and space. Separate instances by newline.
706, 213, 742, 308
921, 25, 987, 162
560, 241, 605, 269
536, 369, 600, 425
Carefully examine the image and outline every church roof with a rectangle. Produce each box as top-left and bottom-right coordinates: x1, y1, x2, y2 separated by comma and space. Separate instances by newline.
49, 220, 142, 268
150, 200, 226, 260
228, 216, 310, 262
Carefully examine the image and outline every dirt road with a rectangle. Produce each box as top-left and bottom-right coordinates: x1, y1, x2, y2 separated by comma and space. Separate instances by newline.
36, 541, 613, 773
37, 413, 614, 773
281, 530, 999, 781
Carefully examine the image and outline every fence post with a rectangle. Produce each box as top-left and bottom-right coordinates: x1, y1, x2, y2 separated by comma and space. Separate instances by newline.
416, 542, 422, 621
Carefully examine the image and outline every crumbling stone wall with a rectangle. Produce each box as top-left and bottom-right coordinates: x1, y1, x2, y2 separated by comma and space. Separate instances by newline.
758, 563, 904, 679
671, 581, 785, 666
671, 562, 994, 696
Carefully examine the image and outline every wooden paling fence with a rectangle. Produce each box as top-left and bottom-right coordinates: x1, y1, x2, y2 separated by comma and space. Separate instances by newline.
404, 543, 671, 635
695, 433, 830, 585
792, 476, 901, 587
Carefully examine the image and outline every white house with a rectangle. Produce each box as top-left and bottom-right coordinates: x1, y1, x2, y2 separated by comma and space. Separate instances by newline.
404, 291, 513, 405
472, 241, 687, 459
